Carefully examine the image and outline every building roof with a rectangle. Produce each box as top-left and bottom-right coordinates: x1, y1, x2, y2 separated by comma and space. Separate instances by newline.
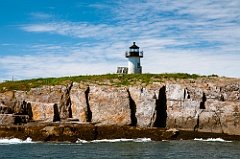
129, 42, 139, 49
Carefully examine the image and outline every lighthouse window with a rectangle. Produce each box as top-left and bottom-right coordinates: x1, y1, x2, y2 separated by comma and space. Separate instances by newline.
130, 49, 139, 52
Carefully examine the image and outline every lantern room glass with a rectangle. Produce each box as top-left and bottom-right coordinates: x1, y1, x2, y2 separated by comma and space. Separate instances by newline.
130, 48, 139, 52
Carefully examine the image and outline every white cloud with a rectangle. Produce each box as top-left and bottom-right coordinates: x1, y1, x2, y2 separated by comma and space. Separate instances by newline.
22, 24, 56, 32
30, 12, 53, 19
1, 43, 13, 46
0, 41, 128, 81
1, 0, 240, 81
143, 48, 240, 77
0, 50, 121, 82
22, 22, 124, 40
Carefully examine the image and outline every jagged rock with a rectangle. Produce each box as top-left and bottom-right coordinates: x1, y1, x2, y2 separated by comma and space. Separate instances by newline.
30, 102, 55, 122
165, 128, 179, 138
0, 91, 16, 111
0, 105, 12, 114
165, 80, 240, 135
166, 99, 201, 130
42, 126, 60, 136
0, 114, 15, 124
70, 82, 90, 122
166, 84, 185, 101
26, 85, 64, 103
26, 84, 71, 120
166, 84, 201, 130
26, 83, 73, 121
88, 86, 131, 126
58, 82, 73, 119
128, 86, 159, 127
0, 78, 239, 136
198, 100, 240, 135
0, 114, 29, 125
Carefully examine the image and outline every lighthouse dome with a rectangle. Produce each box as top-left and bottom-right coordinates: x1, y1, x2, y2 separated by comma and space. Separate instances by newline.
129, 42, 139, 53
130, 42, 139, 49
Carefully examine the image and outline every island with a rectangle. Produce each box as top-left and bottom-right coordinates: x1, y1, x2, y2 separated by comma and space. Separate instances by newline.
0, 73, 239, 142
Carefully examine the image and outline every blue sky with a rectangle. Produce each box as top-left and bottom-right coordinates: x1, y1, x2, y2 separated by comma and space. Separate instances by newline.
0, 0, 240, 81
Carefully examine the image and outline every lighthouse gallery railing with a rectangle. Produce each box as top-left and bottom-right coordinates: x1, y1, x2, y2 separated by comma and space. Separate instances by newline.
125, 51, 143, 57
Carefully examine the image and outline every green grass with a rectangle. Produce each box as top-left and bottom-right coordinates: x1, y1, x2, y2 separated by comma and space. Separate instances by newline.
0, 73, 217, 93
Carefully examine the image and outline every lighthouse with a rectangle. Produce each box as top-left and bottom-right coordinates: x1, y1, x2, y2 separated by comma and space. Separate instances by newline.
125, 42, 143, 74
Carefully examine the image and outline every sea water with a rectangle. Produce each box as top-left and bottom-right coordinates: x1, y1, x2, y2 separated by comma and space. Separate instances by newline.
0, 138, 239, 159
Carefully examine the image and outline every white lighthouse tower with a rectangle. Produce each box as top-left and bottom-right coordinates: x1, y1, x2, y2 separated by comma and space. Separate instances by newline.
125, 42, 143, 74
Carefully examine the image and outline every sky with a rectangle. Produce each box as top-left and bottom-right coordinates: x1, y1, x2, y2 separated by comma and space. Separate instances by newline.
0, 0, 240, 81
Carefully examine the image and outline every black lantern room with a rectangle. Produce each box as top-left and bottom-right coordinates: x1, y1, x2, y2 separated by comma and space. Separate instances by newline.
125, 42, 143, 58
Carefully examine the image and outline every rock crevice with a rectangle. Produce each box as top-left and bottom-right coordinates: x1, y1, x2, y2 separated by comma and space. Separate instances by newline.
154, 86, 167, 127
85, 86, 92, 122
127, 89, 137, 126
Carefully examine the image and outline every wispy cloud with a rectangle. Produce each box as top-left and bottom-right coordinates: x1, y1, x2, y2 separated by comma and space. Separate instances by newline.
22, 22, 122, 40
1, 43, 14, 46
29, 12, 53, 19
0, 48, 122, 81
1, 0, 240, 81
22, 24, 56, 32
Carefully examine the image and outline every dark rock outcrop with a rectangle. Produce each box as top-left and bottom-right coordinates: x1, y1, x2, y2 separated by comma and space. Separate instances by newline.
0, 124, 239, 142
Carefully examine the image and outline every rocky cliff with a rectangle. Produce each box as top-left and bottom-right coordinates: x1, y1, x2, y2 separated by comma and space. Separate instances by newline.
0, 77, 239, 135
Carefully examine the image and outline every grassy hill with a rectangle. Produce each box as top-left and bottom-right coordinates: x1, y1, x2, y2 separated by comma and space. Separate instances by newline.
0, 73, 218, 93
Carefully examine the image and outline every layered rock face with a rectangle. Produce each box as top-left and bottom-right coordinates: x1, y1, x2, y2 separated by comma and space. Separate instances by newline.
128, 85, 166, 127
0, 78, 239, 135
88, 86, 131, 126
70, 82, 90, 122
166, 79, 240, 135
0, 84, 72, 123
